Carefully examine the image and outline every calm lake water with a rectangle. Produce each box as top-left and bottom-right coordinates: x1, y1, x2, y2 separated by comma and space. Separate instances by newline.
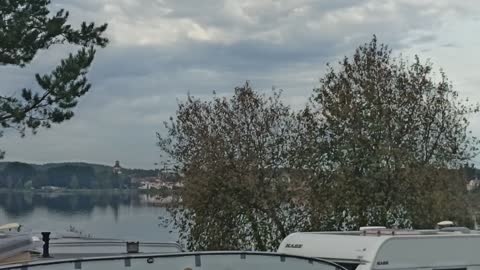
0, 191, 178, 242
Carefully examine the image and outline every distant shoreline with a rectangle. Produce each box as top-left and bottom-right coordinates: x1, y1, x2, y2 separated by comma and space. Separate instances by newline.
0, 188, 139, 194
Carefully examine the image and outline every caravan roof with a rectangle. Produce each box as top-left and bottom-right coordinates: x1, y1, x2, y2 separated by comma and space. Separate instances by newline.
278, 228, 480, 270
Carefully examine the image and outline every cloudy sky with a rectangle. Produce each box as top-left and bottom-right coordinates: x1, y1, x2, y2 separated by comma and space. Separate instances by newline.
2, 0, 480, 169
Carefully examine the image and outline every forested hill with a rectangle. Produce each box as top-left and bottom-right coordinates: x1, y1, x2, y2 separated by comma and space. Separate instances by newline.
0, 162, 158, 189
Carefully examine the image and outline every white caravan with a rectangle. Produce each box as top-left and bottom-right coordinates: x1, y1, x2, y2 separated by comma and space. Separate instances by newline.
278, 227, 480, 270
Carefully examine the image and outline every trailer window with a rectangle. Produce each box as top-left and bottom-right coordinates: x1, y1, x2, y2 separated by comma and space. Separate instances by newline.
336, 262, 360, 270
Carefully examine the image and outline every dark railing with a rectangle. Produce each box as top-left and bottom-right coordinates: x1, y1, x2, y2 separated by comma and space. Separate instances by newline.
0, 251, 347, 270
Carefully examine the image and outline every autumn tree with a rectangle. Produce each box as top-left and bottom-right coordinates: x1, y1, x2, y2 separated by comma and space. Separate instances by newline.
303, 36, 478, 229
158, 83, 308, 251
159, 37, 478, 250
0, 0, 108, 157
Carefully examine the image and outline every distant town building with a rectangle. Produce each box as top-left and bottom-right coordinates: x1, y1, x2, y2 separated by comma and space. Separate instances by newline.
41, 186, 62, 191
113, 160, 122, 175
133, 176, 183, 190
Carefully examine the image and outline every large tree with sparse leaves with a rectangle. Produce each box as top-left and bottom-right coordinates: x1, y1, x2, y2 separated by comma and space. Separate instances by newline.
159, 36, 479, 251
300, 36, 478, 229
159, 83, 307, 251
0, 0, 108, 157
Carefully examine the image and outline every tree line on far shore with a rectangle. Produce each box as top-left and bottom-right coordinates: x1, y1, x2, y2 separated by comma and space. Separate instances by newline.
159, 37, 480, 251
0, 162, 157, 190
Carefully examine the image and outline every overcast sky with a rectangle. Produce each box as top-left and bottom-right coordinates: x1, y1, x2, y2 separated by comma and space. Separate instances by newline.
1, 0, 480, 169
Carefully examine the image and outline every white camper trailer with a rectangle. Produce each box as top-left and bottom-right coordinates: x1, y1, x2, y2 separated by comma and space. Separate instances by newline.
278, 227, 480, 270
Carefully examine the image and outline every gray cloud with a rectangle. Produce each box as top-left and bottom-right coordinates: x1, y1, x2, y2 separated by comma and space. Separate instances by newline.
2, 0, 480, 168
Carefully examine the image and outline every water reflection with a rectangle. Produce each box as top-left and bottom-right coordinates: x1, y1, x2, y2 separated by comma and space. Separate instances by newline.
0, 191, 142, 218
0, 191, 177, 242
